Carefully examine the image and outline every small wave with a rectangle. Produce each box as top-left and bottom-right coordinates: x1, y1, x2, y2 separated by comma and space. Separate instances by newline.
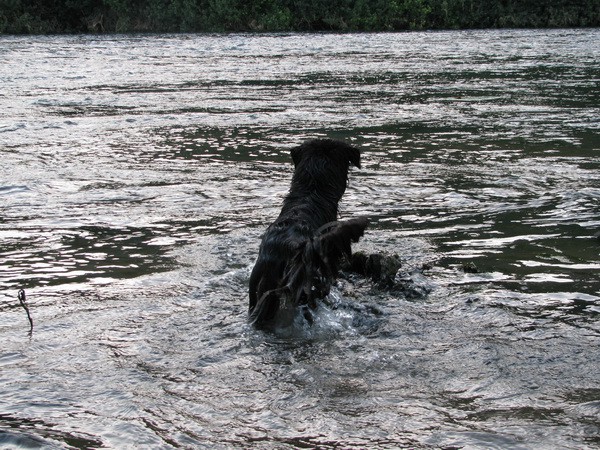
0, 123, 26, 133
0, 185, 30, 195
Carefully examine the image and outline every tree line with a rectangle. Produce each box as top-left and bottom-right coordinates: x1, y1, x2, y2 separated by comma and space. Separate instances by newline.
1, 0, 598, 34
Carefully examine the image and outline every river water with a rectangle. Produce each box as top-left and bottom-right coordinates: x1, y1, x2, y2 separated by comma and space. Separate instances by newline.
1, 29, 599, 449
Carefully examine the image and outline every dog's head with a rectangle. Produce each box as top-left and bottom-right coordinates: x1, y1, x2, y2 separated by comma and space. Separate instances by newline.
289, 139, 361, 195
291, 139, 361, 170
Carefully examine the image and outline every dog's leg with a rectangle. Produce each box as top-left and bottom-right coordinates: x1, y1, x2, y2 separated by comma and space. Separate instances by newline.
315, 217, 369, 276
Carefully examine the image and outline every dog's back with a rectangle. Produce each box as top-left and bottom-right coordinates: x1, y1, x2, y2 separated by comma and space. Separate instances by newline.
249, 139, 367, 328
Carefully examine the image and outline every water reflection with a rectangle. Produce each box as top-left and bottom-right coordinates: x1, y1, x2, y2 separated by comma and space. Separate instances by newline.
0, 224, 177, 290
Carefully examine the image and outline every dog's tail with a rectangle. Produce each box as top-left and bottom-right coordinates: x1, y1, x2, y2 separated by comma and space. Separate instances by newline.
248, 285, 289, 328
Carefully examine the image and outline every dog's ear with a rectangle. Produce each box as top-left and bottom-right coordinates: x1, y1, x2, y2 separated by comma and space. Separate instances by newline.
290, 145, 302, 167
345, 145, 361, 169
336, 141, 361, 169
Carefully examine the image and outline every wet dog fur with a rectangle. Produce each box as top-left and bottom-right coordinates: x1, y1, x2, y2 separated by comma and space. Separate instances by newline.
249, 139, 367, 328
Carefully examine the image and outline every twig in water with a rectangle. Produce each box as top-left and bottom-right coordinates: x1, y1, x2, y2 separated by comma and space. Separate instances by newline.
18, 289, 34, 331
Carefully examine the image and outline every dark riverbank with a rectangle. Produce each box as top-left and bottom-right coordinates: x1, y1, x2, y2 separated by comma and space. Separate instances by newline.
2, 0, 599, 34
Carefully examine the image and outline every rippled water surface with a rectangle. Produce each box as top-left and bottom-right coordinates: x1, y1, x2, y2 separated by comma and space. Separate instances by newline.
1, 30, 599, 449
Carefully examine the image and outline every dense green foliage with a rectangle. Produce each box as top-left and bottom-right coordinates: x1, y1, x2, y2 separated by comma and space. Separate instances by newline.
1, 0, 598, 33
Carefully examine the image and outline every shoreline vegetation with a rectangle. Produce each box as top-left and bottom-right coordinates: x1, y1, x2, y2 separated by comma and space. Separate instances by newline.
1, 0, 599, 34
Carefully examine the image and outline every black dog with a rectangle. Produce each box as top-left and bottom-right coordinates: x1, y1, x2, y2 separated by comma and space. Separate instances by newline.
249, 139, 368, 328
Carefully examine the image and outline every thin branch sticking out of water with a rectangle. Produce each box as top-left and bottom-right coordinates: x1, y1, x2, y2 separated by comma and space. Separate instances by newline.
18, 289, 33, 332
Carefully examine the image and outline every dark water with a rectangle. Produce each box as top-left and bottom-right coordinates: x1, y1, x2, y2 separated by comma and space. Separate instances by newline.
1, 29, 599, 449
